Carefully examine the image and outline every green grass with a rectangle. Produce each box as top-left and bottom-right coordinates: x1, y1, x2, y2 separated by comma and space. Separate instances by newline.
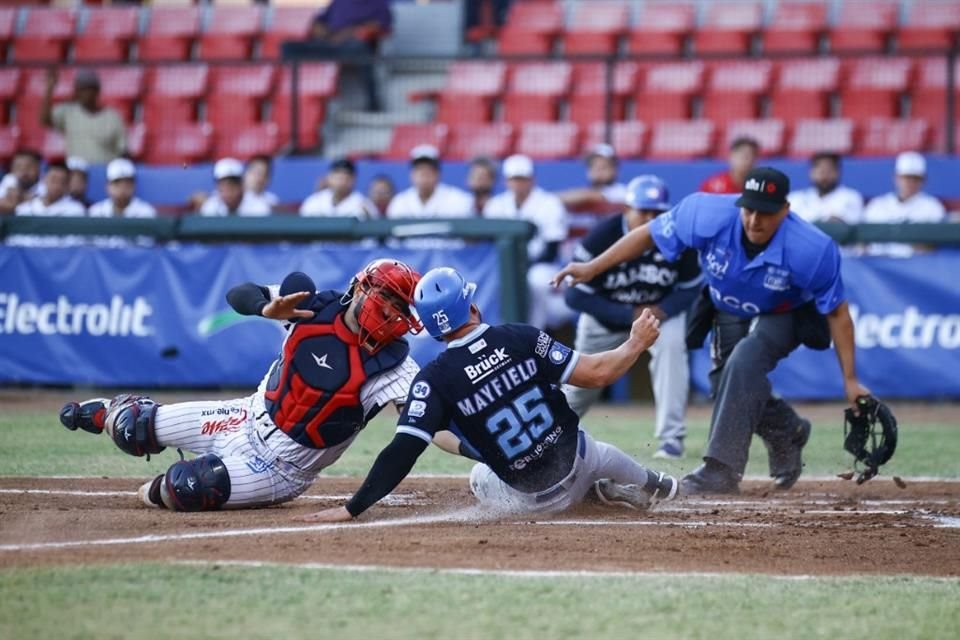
0, 564, 957, 640
2, 404, 958, 479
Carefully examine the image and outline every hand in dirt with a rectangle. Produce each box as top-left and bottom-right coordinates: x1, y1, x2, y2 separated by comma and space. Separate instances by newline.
262, 291, 314, 321
295, 506, 354, 523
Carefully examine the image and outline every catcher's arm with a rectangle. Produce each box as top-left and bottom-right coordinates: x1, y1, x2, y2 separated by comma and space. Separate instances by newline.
827, 301, 870, 409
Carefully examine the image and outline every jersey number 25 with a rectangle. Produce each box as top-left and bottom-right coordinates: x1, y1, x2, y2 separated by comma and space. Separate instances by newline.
484, 388, 553, 460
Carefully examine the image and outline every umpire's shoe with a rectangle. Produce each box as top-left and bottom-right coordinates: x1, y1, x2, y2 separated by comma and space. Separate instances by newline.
59, 398, 110, 435
681, 459, 741, 495
764, 418, 812, 490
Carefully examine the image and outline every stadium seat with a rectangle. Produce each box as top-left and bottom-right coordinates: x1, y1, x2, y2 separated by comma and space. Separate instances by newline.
693, 1, 762, 55
15, 69, 75, 147
40, 129, 66, 162
199, 6, 264, 61
898, 1, 960, 51
788, 119, 854, 157
770, 58, 840, 123
497, 2, 564, 55
0, 8, 18, 62
431, 61, 506, 126
563, 1, 629, 56
126, 123, 146, 160
12, 8, 75, 63
207, 65, 276, 129
840, 57, 913, 119
384, 123, 450, 160
568, 62, 638, 127
702, 60, 773, 124
516, 122, 579, 159
761, 2, 827, 54
0, 126, 19, 163
722, 119, 786, 156
73, 8, 140, 63
261, 7, 317, 59
143, 65, 208, 131
139, 7, 201, 62
143, 122, 213, 165
857, 118, 930, 155
447, 123, 514, 160
272, 63, 339, 150
214, 122, 280, 160
502, 62, 572, 126
97, 67, 145, 125
634, 61, 704, 122
910, 57, 960, 126
648, 120, 715, 159
583, 121, 647, 158
627, 2, 695, 56
829, 1, 898, 53
0, 69, 20, 124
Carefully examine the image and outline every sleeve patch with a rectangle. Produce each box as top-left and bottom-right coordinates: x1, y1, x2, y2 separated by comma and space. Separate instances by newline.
534, 331, 552, 358
407, 400, 427, 418
411, 380, 431, 399
548, 342, 573, 365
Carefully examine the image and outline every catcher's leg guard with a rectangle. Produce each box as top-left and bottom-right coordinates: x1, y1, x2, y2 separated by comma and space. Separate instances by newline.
158, 454, 232, 512
103, 395, 166, 458
59, 398, 110, 435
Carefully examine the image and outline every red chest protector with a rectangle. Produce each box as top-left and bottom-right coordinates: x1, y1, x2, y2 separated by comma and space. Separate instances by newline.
262, 291, 409, 449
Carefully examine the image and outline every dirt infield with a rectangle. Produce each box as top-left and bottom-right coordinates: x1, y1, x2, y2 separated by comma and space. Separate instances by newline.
1, 476, 958, 577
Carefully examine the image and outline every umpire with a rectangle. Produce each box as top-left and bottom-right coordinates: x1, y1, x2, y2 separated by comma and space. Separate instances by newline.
563, 176, 702, 459
553, 167, 870, 494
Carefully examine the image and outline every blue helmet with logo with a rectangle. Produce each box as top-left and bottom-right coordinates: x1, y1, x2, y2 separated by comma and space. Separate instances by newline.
414, 267, 477, 339
625, 175, 670, 212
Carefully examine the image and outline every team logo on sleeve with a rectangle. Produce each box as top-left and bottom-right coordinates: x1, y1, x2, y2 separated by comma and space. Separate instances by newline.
535, 331, 552, 358
412, 381, 431, 399
548, 342, 572, 365
407, 400, 427, 418
658, 211, 675, 238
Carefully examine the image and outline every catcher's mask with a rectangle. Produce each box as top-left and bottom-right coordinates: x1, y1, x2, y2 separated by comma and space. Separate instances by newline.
343, 259, 423, 354
843, 395, 898, 484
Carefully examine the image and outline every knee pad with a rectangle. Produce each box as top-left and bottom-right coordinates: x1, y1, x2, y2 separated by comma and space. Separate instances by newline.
104, 395, 165, 458
159, 454, 232, 512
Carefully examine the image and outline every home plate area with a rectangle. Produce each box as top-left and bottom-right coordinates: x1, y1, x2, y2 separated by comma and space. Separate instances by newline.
1, 476, 958, 577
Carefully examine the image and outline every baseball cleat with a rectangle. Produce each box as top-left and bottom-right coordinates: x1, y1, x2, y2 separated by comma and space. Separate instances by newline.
138, 475, 166, 509
653, 439, 684, 460
594, 472, 679, 510
59, 398, 110, 434
680, 460, 741, 495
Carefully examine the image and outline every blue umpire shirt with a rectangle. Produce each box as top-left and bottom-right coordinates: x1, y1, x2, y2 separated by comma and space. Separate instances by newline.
648, 193, 845, 318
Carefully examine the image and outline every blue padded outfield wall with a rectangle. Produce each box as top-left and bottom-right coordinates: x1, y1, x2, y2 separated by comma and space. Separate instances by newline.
1, 244, 959, 399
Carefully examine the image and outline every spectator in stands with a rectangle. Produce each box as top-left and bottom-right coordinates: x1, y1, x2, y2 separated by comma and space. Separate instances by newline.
863, 152, 946, 257
88, 158, 157, 218
15, 161, 85, 217
0, 149, 42, 215
308, 0, 392, 111
67, 157, 91, 208
387, 145, 473, 218
41, 69, 126, 165
368, 174, 395, 217
700, 137, 759, 194
200, 158, 272, 217
484, 154, 571, 330
244, 155, 279, 211
468, 156, 497, 215
300, 158, 377, 219
559, 144, 628, 210
465, 0, 511, 53
788, 152, 864, 225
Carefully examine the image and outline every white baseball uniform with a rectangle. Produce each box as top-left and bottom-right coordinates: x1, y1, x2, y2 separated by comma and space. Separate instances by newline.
200, 192, 272, 216
863, 191, 946, 257
8, 196, 87, 247
88, 197, 157, 218
300, 189, 377, 219
386, 184, 474, 218
787, 185, 864, 225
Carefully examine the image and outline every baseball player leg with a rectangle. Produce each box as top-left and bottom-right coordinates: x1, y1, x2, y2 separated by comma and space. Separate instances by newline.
648, 313, 689, 449
579, 432, 678, 508
152, 398, 253, 453
468, 462, 530, 512
563, 314, 628, 417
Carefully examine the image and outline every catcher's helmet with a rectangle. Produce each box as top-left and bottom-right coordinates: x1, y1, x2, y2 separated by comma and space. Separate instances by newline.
414, 267, 477, 339
625, 175, 671, 212
346, 259, 423, 354
843, 395, 898, 484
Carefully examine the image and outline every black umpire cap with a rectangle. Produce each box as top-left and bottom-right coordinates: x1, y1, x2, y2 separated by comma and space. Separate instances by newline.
735, 167, 790, 214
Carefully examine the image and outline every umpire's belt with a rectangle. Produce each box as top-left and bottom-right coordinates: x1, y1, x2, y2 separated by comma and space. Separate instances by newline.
534, 431, 587, 504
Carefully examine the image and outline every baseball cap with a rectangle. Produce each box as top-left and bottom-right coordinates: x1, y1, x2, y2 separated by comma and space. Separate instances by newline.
106, 158, 136, 182
74, 69, 100, 89
502, 154, 534, 179
586, 143, 616, 162
735, 167, 790, 214
895, 151, 926, 177
66, 156, 89, 173
329, 157, 356, 174
410, 144, 440, 166
213, 158, 244, 181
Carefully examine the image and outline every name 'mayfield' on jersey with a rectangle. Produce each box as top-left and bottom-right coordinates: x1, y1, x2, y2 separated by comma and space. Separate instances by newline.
0, 293, 154, 337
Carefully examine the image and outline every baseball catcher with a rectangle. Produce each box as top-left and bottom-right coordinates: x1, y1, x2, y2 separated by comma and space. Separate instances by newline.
843, 395, 898, 484
59, 260, 424, 511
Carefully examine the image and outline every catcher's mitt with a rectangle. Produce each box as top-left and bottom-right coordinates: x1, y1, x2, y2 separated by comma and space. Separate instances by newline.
843, 395, 898, 484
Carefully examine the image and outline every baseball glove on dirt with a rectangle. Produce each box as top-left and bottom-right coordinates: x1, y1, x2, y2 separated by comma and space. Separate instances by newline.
843, 395, 898, 484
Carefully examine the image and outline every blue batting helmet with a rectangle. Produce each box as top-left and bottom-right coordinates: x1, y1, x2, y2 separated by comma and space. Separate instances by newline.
414, 267, 477, 339
625, 175, 670, 212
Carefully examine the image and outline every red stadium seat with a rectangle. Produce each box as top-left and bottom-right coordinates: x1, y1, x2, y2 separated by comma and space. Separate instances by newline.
447, 123, 514, 160
771, 58, 840, 123
15, 69, 75, 146
126, 123, 146, 160
898, 2, 960, 51
583, 121, 647, 158
628, 2, 695, 56
262, 7, 317, 59
722, 119, 786, 156
432, 61, 506, 126
569, 62, 639, 126
384, 123, 450, 160
502, 62, 572, 126
0, 126, 20, 163
97, 67, 145, 125
761, 2, 827, 54
788, 119, 854, 157
857, 118, 930, 155
40, 129, 66, 162
497, 2, 564, 55
214, 122, 280, 160
74, 8, 140, 63
829, 1, 898, 53
0, 69, 20, 124
199, 6, 264, 61
703, 60, 773, 124
211, 64, 276, 98
143, 123, 213, 165
693, 2, 762, 55
139, 7, 201, 62
12, 8, 75, 63
910, 57, 960, 126
143, 65, 208, 131
0, 8, 18, 61
648, 120, 715, 159
516, 122, 579, 159
634, 61, 704, 122
840, 57, 913, 119
563, 1, 629, 56
272, 63, 339, 149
